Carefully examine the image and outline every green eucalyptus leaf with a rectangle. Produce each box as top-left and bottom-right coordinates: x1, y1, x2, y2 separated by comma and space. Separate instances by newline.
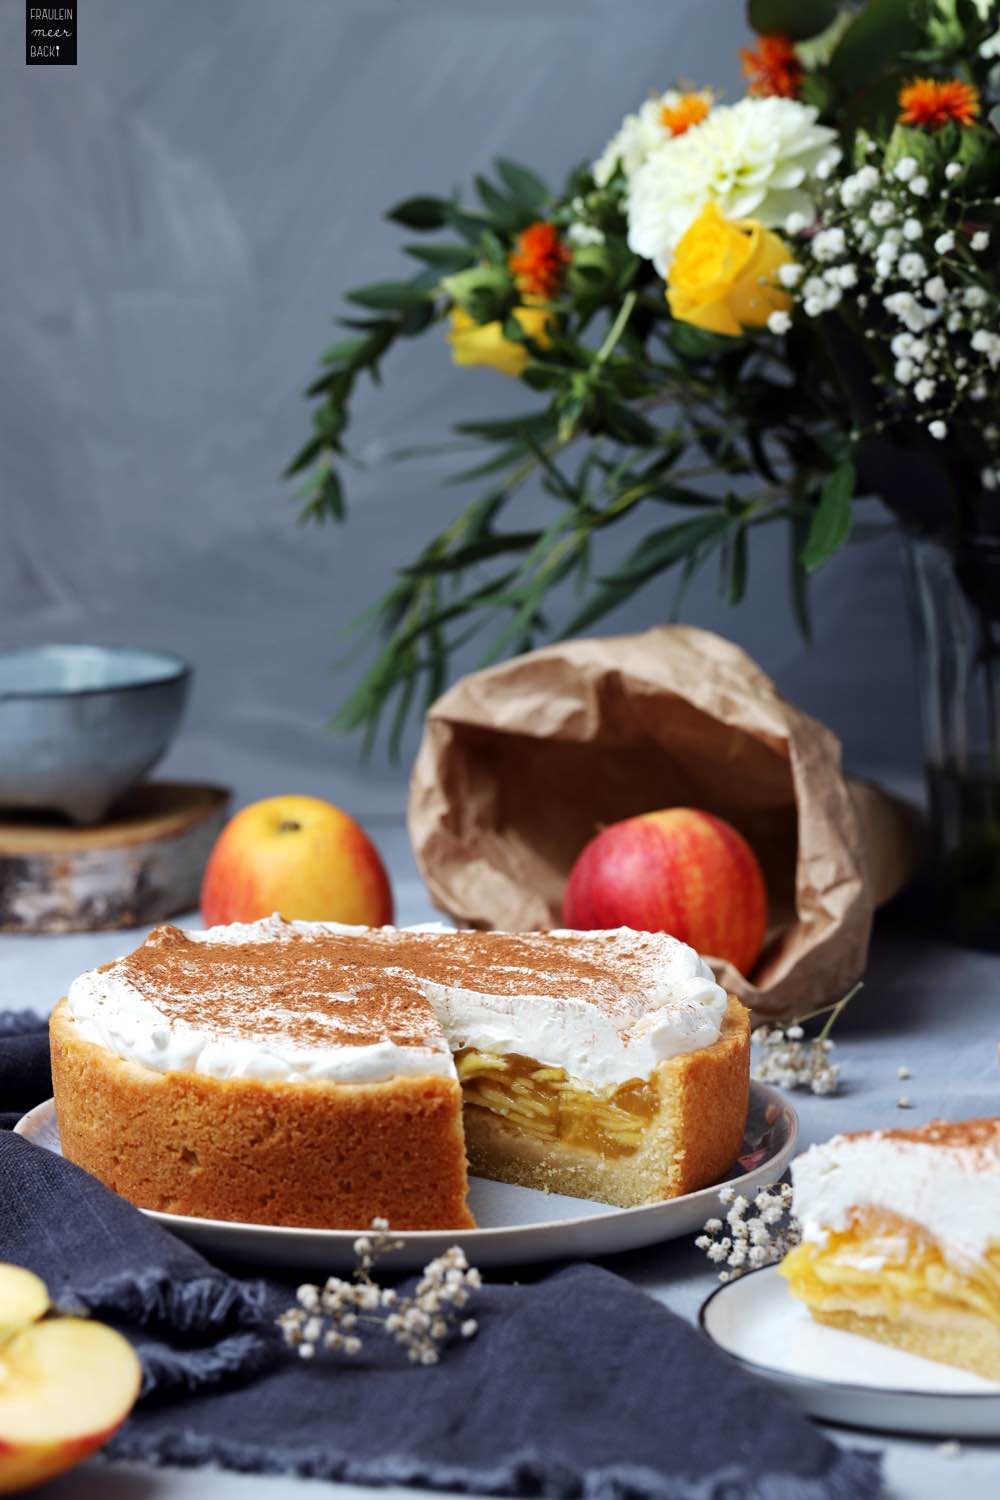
560, 515, 727, 636
446, 443, 529, 485
320, 335, 373, 367
386, 195, 451, 230
747, 0, 836, 41
398, 302, 435, 337
307, 467, 344, 523
802, 459, 855, 572
610, 513, 731, 584
404, 243, 476, 271
724, 523, 748, 605
494, 158, 550, 212
828, 0, 922, 89
456, 411, 558, 442
402, 531, 540, 575
345, 282, 431, 312
444, 206, 497, 244
601, 402, 658, 446
284, 435, 325, 479
521, 365, 564, 391
474, 174, 519, 227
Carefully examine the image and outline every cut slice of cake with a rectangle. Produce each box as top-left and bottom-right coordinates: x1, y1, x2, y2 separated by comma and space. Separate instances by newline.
780, 1119, 1000, 1381
50, 917, 749, 1230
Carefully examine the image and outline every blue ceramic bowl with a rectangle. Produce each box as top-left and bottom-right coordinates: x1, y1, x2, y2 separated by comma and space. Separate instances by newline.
0, 645, 191, 824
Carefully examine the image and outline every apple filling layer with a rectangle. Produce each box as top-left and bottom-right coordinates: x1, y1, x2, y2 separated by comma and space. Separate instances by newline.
781, 1208, 1000, 1325
454, 1047, 657, 1157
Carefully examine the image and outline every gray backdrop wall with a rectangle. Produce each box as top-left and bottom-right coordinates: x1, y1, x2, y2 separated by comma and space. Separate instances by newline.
2, 0, 919, 818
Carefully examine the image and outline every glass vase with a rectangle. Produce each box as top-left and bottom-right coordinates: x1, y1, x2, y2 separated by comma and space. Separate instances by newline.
902, 531, 1000, 949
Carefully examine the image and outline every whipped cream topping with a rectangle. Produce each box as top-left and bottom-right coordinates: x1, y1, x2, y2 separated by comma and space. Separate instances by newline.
791, 1123, 1000, 1269
66, 916, 728, 1090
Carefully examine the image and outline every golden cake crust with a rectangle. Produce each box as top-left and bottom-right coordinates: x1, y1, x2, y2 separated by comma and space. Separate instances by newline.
811, 1307, 1000, 1383
50, 998, 474, 1230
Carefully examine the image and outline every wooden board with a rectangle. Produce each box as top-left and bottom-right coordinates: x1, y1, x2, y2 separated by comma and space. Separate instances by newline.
0, 783, 231, 932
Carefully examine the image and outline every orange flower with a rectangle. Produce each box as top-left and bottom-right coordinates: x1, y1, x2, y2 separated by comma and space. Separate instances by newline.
508, 222, 571, 300
898, 77, 980, 129
660, 90, 712, 137
740, 34, 803, 99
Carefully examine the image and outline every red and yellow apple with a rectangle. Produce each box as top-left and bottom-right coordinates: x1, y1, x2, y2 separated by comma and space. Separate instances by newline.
0, 1263, 142, 1494
201, 794, 393, 928
562, 807, 767, 975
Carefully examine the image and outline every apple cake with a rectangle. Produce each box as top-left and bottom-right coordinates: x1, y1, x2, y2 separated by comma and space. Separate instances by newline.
50, 917, 749, 1230
780, 1118, 1000, 1381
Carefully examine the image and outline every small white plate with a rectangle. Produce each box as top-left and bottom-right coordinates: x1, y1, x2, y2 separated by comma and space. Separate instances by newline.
17, 1082, 796, 1272
700, 1266, 1000, 1438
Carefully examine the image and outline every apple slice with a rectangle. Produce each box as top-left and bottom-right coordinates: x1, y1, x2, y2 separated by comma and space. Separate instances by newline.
0, 1269, 141, 1496
0, 1267, 48, 1336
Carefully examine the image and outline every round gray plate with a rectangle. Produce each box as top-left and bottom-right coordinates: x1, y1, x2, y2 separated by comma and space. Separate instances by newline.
17, 1082, 796, 1271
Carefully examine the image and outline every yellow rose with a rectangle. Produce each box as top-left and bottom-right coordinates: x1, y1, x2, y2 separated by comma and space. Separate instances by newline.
667, 202, 793, 336
447, 305, 551, 378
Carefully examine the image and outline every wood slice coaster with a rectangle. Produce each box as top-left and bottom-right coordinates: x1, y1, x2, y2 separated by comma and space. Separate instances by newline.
0, 783, 231, 933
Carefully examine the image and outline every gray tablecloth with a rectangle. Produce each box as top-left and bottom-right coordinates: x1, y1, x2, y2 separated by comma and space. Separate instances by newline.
3, 821, 998, 1500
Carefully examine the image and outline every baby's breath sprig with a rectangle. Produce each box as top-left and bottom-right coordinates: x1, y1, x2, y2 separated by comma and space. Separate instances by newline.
752, 981, 862, 1096
278, 1218, 481, 1366
781, 140, 1000, 469
696, 1182, 801, 1281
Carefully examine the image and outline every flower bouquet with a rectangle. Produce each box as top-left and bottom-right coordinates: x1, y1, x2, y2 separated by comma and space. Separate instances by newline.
291, 0, 1000, 941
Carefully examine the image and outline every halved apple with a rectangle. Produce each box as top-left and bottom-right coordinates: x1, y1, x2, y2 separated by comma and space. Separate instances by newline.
0, 1264, 142, 1495
0, 1267, 48, 1336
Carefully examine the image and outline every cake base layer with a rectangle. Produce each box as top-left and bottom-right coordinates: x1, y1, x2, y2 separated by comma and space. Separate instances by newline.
810, 1306, 1000, 1383
50, 999, 473, 1230
462, 996, 749, 1207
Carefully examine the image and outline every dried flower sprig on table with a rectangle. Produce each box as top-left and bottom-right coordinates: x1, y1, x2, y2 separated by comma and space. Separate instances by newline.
752, 982, 862, 1096
696, 1182, 801, 1282
278, 1219, 481, 1366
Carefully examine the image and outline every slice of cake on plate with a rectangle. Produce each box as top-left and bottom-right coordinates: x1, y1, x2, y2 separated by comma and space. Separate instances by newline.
780, 1119, 1000, 1381
50, 917, 749, 1230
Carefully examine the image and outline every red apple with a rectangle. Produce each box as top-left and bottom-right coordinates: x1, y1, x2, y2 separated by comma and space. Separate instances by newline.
201, 795, 393, 928
0, 1264, 142, 1494
562, 807, 767, 975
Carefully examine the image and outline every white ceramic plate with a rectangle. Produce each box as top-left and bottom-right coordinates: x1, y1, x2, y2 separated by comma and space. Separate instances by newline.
700, 1265, 1000, 1438
17, 1082, 796, 1272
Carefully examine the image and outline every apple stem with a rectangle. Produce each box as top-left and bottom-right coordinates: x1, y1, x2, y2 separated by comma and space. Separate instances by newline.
278, 820, 302, 834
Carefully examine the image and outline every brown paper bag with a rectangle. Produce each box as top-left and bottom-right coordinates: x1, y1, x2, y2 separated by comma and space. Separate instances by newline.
408, 626, 924, 1022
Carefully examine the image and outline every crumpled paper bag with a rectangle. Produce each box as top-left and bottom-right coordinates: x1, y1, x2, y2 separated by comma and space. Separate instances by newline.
408, 626, 923, 1021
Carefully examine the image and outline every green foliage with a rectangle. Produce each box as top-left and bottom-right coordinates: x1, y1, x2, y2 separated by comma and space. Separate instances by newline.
288, 0, 997, 748
494, 159, 551, 213
386, 196, 451, 230
802, 459, 856, 572
747, 0, 837, 41
827, 0, 924, 88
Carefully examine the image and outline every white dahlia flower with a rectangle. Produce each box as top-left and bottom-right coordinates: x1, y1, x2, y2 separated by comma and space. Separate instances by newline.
592, 90, 711, 188
627, 97, 840, 274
